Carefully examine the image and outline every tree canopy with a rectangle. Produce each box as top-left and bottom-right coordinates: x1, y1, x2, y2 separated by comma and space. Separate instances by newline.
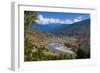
24, 11, 38, 30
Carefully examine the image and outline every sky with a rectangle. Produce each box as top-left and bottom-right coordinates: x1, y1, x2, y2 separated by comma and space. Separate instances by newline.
35, 11, 90, 25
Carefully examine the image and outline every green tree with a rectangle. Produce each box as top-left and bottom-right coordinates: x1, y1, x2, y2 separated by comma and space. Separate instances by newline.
24, 11, 38, 30
76, 48, 87, 59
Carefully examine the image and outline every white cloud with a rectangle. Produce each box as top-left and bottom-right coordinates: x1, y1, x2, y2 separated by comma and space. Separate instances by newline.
65, 19, 73, 24
35, 14, 74, 25
73, 16, 82, 22
74, 19, 81, 22
35, 15, 83, 25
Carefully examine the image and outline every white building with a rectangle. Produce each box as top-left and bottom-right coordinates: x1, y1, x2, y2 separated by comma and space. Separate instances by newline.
48, 43, 76, 58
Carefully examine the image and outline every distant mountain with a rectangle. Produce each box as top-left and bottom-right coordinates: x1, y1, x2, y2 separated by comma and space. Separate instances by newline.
51, 19, 90, 37
29, 23, 70, 32
29, 19, 90, 38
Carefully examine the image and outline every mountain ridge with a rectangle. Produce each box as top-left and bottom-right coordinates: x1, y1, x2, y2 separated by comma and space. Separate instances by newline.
29, 19, 90, 38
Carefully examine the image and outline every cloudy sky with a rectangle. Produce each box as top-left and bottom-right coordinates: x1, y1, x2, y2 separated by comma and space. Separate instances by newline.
35, 11, 90, 25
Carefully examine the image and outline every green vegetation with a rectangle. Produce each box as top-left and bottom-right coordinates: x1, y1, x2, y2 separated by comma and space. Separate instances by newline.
76, 48, 88, 59
24, 11, 38, 30
24, 38, 74, 61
